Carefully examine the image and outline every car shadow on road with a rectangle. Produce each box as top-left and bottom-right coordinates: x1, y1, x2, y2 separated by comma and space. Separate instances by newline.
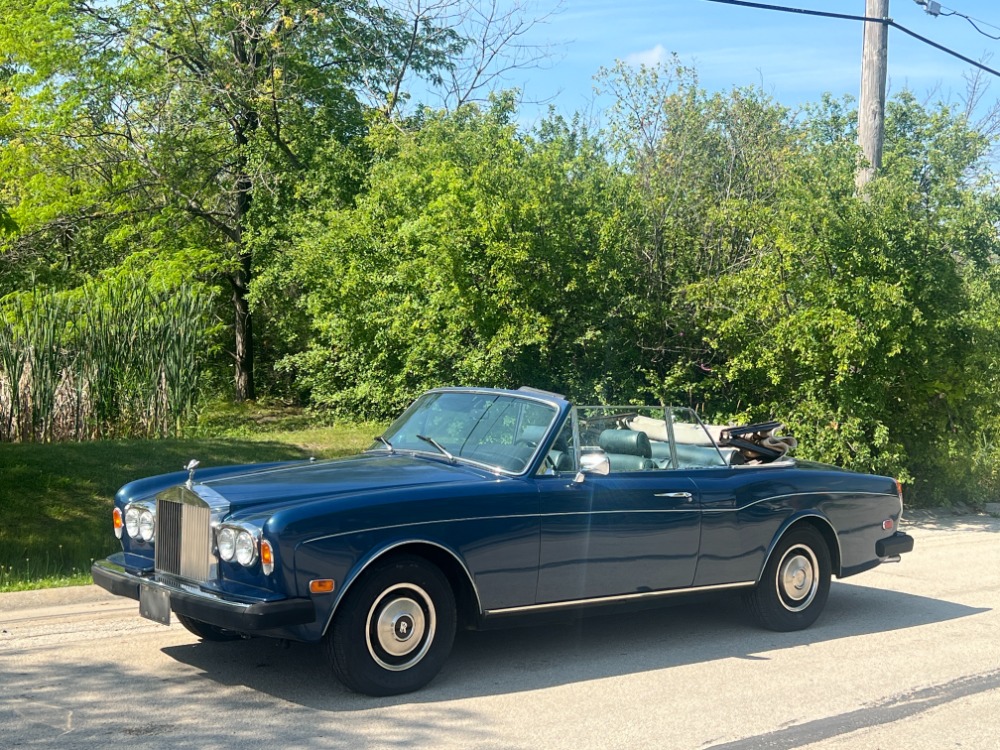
160, 581, 987, 709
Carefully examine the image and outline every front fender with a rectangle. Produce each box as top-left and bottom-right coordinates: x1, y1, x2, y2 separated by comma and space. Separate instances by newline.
293, 533, 482, 640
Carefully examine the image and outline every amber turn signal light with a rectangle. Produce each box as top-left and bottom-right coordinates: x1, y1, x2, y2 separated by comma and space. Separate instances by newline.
309, 579, 335, 594
113, 508, 123, 539
260, 539, 274, 575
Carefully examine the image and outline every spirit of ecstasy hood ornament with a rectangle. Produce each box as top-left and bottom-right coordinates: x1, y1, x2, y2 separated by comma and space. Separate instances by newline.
184, 459, 200, 489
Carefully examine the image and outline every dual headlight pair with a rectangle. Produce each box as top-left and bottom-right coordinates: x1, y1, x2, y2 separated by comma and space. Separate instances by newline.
216, 524, 274, 576
216, 526, 257, 566
121, 503, 155, 542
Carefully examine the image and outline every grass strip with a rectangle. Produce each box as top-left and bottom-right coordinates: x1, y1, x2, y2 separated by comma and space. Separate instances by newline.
0, 423, 381, 591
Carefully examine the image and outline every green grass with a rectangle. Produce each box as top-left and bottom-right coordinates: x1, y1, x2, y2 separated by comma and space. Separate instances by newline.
0, 418, 383, 592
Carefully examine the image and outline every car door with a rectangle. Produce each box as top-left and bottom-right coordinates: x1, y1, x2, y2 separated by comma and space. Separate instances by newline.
534, 470, 701, 604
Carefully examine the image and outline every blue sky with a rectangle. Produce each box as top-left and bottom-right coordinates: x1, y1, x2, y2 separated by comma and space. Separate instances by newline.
501, 0, 1000, 121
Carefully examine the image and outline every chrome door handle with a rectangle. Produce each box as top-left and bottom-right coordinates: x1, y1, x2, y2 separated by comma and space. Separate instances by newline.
655, 491, 693, 499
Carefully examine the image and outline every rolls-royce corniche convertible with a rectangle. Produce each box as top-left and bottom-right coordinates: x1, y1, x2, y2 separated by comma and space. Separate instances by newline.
92, 387, 914, 695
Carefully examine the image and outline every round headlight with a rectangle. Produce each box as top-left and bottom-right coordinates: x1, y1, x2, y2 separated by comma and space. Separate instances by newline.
138, 509, 155, 542
235, 530, 256, 566
217, 527, 236, 561
124, 506, 141, 539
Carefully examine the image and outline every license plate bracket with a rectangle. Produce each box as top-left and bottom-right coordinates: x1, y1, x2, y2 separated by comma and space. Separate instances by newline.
139, 583, 171, 625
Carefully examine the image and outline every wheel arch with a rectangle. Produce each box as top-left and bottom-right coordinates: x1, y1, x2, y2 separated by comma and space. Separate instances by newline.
758, 513, 842, 584
322, 540, 482, 636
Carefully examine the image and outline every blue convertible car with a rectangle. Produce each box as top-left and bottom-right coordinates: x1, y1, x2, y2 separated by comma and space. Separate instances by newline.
92, 387, 913, 695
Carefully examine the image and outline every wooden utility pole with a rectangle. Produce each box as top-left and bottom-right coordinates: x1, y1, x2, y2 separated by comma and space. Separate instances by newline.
857, 0, 889, 190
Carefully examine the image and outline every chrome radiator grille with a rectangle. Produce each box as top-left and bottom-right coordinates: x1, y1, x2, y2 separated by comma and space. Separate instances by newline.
155, 496, 211, 581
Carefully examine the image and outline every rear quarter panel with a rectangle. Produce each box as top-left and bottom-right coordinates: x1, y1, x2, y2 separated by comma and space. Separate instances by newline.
690, 462, 900, 586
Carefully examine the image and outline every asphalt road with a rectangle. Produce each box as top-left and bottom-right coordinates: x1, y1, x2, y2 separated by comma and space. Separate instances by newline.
2, 513, 998, 750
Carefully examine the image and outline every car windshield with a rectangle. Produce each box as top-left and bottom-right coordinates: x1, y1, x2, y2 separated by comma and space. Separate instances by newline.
372, 391, 559, 474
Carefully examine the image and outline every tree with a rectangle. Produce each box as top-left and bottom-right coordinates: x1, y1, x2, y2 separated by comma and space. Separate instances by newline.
596, 61, 1000, 498
251, 98, 631, 416
596, 59, 794, 405
0, 0, 548, 400
684, 92, 1000, 495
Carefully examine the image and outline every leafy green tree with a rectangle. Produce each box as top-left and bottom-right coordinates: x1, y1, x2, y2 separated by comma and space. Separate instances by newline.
2, 1, 435, 398
0, 0, 535, 400
0, 205, 13, 236
682, 93, 1000, 496
597, 59, 795, 407
252, 97, 633, 416
596, 60, 1000, 499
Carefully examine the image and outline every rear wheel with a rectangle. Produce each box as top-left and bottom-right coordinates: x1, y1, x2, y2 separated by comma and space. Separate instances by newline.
745, 525, 831, 632
325, 556, 456, 696
176, 613, 244, 641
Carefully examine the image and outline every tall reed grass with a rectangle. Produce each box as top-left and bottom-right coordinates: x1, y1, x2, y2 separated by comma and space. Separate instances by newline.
0, 279, 212, 441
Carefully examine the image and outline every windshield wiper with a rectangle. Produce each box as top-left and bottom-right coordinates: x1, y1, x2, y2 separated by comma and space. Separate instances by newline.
416, 434, 455, 462
373, 435, 394, 453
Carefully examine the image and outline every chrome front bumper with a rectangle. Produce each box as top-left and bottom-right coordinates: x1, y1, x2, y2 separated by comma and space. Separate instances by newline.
91, 556, 315, 632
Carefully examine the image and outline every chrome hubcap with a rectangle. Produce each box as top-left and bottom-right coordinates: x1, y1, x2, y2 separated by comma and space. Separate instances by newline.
366, 584, 435, 671
776, 544, 819, 612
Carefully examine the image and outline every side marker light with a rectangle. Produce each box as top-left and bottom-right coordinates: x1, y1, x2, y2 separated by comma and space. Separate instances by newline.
310, 579, 335, 594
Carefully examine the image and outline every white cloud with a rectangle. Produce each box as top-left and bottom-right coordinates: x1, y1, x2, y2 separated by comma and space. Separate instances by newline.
625, 44, 669, 68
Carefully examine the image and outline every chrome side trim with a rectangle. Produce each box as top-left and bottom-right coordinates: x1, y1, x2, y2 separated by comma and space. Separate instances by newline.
321, 539, 483, 636
700, 491, 898, 514
730, 460, 796, 470
301, 508, 705, 547
301, 490, 891, 546
484, 580, 756, 616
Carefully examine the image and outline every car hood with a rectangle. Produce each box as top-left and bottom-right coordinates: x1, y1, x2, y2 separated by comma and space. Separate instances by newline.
199, 453, 493, 512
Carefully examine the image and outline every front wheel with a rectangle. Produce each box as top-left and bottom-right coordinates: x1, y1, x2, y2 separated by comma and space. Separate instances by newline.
745, 525, 831, 632
325, 556, 456, 696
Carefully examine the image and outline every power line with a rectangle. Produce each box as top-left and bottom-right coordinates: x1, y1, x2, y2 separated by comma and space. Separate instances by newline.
704, 0, 885, 25
915, 1, 1000, 40
938, 3, 1000, 41
704, 0, 1000, 77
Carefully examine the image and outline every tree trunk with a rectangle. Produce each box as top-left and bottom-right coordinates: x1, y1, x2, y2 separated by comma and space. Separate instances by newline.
231, 76, 259, 401
231, 251, 255, 402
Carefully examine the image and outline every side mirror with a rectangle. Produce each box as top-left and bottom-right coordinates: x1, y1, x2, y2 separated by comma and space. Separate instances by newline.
574, 450, 610, 483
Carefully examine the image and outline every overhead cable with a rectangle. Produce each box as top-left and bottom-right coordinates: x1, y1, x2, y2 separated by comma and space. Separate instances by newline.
703, 0, 1000, 77
938, 3, 1000, 41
